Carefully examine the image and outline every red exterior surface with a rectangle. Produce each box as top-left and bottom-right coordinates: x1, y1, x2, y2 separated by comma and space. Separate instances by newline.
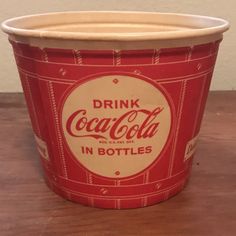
11, 39, 220, 209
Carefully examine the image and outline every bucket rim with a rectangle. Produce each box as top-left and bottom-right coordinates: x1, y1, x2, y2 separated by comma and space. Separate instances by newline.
1, 11, 230, 42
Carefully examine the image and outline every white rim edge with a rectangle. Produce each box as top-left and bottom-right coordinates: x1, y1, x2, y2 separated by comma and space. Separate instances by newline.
1, 11, 230, 41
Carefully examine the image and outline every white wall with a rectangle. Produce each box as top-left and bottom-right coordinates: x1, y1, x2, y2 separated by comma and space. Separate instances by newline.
0, 0, 235, 92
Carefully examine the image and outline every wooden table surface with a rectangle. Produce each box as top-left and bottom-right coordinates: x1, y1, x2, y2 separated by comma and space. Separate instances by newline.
0, 92, 236, 236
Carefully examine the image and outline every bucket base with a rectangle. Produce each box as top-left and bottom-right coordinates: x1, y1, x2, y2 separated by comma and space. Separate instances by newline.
44, 176, 189, 209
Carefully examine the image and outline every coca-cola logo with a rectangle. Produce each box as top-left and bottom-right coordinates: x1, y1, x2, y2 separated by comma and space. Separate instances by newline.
61, 74, 172, 178
66, 106, 164, 140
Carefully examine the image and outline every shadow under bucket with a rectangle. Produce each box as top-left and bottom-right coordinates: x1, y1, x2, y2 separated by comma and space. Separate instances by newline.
1, 11, 229, 209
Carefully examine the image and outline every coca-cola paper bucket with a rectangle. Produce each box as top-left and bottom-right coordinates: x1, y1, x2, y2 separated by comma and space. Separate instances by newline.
2, 12, 229, 209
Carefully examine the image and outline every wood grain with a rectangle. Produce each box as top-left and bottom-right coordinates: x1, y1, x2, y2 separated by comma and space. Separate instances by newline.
0, 92, 236, 236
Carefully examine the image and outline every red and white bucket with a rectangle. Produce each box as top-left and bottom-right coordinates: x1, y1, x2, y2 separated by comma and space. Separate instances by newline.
2, 12, 229, 209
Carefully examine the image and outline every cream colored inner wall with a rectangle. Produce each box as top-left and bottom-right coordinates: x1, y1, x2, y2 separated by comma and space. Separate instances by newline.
0, 0, 234, 92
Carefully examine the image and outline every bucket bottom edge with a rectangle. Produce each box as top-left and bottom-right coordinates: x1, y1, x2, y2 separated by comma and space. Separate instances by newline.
44, 176, 189, 209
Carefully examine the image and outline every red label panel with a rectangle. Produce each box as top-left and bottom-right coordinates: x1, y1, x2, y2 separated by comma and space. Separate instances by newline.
11, 40, 220, 208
